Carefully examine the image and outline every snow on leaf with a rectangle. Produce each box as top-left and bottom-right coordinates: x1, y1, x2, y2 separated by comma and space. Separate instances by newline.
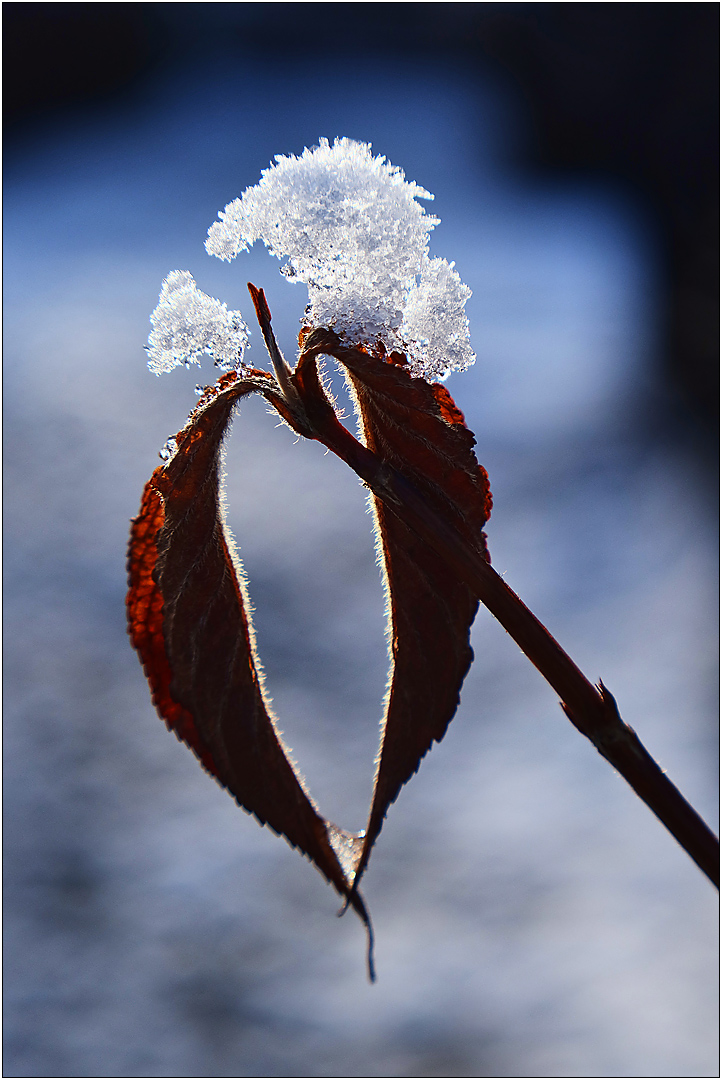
401, 257, 475, 379
147, 270, 250, 375
205, 138, 474, 379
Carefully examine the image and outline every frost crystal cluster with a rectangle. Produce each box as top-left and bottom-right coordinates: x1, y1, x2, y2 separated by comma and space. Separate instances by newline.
147, 271, 249, 375
147, 139, 475, 380
206, 138, 475, 379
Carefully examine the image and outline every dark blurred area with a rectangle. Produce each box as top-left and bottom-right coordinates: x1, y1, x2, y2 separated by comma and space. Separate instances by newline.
5, 2, 719, 447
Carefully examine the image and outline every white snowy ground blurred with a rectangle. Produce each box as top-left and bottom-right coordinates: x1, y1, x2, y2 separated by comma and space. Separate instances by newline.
4, 57, 718, 1078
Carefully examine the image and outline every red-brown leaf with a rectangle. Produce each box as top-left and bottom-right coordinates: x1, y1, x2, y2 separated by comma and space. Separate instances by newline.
295, 330, 492, 889
126, 369, 373, 963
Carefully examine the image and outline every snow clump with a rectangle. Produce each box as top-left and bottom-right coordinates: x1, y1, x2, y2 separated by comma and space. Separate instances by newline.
205, 138, 475, 379
146, 271, 249, 375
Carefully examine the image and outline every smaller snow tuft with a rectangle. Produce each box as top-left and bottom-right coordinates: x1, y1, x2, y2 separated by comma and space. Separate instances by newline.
146, 271, 250, 375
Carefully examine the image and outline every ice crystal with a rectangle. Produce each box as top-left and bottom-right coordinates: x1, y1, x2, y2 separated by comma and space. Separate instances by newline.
159, 436, 178, 462
205, 138, 475, 378
146, 271, 249, 375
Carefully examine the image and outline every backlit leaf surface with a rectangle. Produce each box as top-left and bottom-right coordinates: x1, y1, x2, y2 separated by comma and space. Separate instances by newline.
126, 371, 373, 961
294, 330, 492, 889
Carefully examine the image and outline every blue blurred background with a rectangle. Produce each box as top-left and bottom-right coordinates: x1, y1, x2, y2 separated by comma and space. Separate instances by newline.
4, 5, 718, 1077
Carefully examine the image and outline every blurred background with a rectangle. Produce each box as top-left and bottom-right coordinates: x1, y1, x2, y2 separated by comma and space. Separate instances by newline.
4, 4, 718, 1077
